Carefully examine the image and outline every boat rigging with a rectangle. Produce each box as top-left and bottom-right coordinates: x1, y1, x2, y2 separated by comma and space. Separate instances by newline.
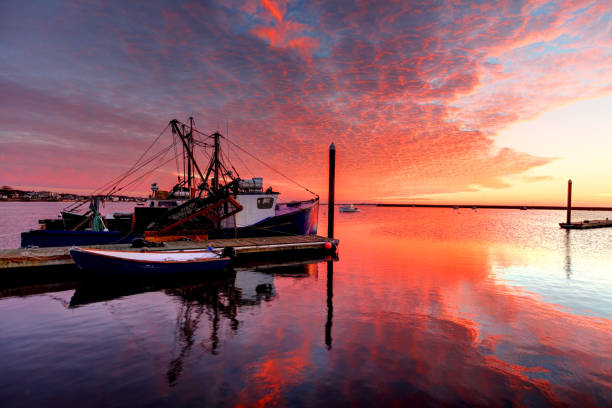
21, 117, 321, 247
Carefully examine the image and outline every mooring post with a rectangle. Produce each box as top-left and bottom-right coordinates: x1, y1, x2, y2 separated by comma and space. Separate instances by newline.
566, 179, 572, 224
328, 142, 336, 239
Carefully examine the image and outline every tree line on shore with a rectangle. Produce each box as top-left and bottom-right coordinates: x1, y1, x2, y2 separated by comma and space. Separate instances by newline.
0, 186, 143, 202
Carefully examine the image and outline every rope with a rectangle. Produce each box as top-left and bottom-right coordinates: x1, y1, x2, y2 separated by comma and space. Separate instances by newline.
64, 123, 171, 212
103, 142, 176, 198
109, 151, 182, 195
181, 121, 318, 198
228, 144, 252, 177
223, 136, 318, 197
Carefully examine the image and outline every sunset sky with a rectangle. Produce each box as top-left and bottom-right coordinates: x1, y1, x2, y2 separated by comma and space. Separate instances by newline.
1, 0, 611, 205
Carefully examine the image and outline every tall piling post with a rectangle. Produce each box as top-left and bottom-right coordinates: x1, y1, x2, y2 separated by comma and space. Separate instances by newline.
328, 143, 336, 239
566, 179, 572, 224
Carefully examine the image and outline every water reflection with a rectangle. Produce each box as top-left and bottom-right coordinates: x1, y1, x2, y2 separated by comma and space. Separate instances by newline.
165, 277, 241, 385
69, 272, 236, 308
325, 259, 333, 350
62, 258, 332, 389
564, 230, 572, 279
2, 207, 611, 406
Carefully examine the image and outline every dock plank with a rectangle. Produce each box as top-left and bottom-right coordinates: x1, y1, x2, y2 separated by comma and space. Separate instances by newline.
0, 235, 339, 270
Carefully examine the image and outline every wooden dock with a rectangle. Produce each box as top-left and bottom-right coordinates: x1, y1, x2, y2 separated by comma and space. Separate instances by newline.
0, 235, 339, 271
559, 220, 612, 229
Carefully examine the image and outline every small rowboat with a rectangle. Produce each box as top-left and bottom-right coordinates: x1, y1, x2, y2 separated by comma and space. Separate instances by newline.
70, 247, 231, 275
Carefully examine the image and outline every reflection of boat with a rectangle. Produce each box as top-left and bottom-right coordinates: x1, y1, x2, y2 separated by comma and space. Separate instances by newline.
69, 259, 322, 387
69, 272, 236, 307
21, 118, 319, 248
64, 258, 329, 386
339, 204, 360, 213
70, 247, 230, 275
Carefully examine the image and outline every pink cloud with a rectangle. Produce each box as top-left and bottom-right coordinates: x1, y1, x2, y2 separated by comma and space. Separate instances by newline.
261, 0, 285, 22
1, 0, 610, 202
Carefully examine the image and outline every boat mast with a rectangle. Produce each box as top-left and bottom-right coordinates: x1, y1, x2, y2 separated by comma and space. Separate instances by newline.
189, 117, 194, 198
213, 132, 220, 192
184, 123, 192, 198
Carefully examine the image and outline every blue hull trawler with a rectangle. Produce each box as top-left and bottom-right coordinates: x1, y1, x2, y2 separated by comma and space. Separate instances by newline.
22, 118, 319, 247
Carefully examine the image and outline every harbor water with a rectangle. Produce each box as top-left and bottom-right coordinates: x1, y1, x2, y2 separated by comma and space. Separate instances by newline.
0, 202, 611, 406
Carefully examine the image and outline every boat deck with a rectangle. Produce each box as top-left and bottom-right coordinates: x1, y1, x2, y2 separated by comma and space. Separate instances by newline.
0, 235, 339, 271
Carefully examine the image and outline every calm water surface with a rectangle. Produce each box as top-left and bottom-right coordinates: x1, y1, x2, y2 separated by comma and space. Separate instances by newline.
0, 202, 611, 406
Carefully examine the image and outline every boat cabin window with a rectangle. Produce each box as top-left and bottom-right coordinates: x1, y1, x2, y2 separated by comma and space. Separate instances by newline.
257, 197, 274, 209
150, 200, 178, 208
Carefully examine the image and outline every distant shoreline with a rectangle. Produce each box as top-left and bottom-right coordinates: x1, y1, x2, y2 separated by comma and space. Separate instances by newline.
0, 199, 144, 203
375, 203, 612, 211
4, 200, 612, 212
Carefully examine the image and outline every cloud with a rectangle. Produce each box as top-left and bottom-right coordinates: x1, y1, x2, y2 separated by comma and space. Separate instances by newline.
0, 0, 610, 200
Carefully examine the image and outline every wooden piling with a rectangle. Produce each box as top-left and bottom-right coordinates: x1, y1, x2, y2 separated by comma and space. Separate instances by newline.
559, 179, 612, 229
566, 179, 572, 224
328, 142, 336, 239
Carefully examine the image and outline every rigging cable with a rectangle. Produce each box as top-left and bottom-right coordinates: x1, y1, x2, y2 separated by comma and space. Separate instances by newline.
98, 123, 172, 196
183, 122, 318, 198
103, 142, 176, 198
222, 135, 318, 198
109, 150, 182, 195
64, 122, 171, 212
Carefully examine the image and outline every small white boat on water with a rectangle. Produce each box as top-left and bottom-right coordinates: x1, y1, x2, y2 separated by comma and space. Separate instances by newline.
70, 247, 231, 275
339, 204, 360, 213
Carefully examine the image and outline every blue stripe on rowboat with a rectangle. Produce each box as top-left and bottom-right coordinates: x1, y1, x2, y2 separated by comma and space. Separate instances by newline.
70, 247, 230, 276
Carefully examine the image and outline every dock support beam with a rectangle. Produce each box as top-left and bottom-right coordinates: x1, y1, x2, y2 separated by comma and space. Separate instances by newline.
328, 143, 336, 239
566, 179, 572, 225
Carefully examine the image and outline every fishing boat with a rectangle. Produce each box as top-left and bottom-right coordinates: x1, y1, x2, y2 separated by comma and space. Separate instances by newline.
21, 118, 319, 247
70, 247, 231, 275
339, 204, 360, 213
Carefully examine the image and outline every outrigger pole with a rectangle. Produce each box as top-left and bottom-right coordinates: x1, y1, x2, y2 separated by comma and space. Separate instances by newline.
170, 119, 206, 194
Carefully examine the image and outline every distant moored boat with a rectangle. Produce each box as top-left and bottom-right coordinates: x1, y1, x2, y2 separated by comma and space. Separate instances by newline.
339, 204, 360, 213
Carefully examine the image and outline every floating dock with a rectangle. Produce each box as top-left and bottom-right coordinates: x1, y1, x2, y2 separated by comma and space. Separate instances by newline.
559, 220, 612, 229
0, 235, 339, 272
558, 179, 612, 230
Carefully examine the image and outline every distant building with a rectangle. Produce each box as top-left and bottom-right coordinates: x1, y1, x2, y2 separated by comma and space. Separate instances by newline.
35, 191, 59, 200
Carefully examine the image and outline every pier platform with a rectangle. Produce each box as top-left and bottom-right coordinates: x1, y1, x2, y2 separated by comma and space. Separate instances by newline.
0, 235, 339, 272
559, 220, 612, 229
